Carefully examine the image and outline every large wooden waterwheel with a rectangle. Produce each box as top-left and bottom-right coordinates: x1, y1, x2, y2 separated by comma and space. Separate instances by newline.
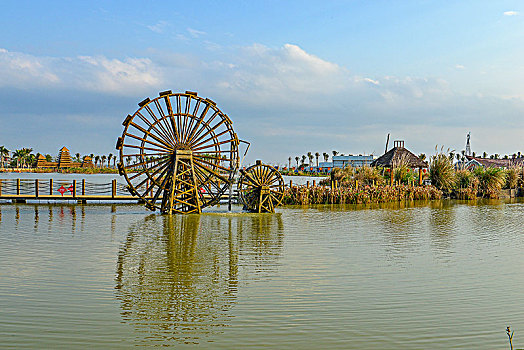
116, 90, 240, 214
237, 161, 284, 213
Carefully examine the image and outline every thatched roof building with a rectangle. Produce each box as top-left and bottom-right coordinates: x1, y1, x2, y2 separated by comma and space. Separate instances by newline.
371, 141, 428, 168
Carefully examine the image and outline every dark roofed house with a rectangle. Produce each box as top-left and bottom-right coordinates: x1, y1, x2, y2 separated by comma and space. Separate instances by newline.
371, 140, 428, 185
465, 156, 524, 170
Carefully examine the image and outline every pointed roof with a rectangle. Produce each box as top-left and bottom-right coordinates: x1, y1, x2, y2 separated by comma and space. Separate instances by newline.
371, 142, 428, 168
60, 146, 69, 152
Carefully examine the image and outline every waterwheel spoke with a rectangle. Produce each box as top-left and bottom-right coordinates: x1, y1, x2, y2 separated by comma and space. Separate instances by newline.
134, 111, 174, 147
127, 157, 171, 181
142, 105, 176, 145
152, 99, 178, 144
128, 121, 174, 150
163, 96, 181, 142
124, 132, 173, 152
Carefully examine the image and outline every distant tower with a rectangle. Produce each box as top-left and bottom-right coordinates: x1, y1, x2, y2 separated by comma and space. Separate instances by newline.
465, 132, 471, 156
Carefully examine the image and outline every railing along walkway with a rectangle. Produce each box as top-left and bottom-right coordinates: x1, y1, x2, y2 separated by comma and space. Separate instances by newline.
0, 178, 238, 204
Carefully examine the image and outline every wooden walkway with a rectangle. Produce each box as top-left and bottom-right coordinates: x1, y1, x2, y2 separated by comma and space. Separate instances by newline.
0, 178, 237, 204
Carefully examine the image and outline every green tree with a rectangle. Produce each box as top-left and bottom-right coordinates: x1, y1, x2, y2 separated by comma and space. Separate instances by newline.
295, 156, 299, 168
332, 150, 338, 157
75, 153, 81, 162
102, 155, 107, 168
307, 152, 313, 166
0, 146, 9, 169
323, 152, 329, 162
288, 156, 291, 169
315, 152, 320, 167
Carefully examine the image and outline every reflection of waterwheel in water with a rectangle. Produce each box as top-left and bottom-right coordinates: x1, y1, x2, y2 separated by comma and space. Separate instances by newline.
116, 90, 240, 214
114, 214, 284, 345
237, 160, 284, 213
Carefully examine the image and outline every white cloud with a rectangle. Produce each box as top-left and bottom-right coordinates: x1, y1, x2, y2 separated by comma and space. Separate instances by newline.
187, 27, 206, 38
0, 48, 161, 94
147, 20, 170, 33
504, 11, 519, 16
455, 64, 465, 69
1, 44, 523, 161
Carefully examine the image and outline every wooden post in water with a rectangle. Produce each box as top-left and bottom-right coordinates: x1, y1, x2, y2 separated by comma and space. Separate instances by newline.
49, 179, 53, 195
73, 180, 77, 198
16, 179, 20, 195
0, 179, 2, 196
82, 179, 85, 195
289, 180, 293, 188
112, 179, 116, 199
306, 181, 309, 188
313, 180, 316, 187
356, 179, 359, 189
35, 179, 39, 198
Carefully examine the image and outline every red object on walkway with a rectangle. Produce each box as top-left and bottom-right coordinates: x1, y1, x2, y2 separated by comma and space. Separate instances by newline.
57, 185, 66, 196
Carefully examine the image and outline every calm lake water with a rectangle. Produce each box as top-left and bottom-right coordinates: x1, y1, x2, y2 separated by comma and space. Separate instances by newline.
1, 198, 524, 349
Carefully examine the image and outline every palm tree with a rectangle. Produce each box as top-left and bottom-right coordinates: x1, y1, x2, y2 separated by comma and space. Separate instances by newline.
295, 156, 299, 168
418, 153, 426, 161
13, 149, 24, 168
108, 153, 113, 168
315, 152, 320, 167
75, 152, 81, 162
101, 155, 107, 168
45, 154, 53, 162
323, 152, 329, 162
301, 155, 306, 165
332, 150, 338, 157
288, 156, 291, 169
307, 152, 313, 166
0, 146, 9, 169
94, 155, 100, 167
28, 153, 36, 168
482, 151, 487, 158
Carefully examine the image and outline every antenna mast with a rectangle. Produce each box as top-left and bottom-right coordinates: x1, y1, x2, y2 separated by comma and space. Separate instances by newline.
465, 132, 471, 156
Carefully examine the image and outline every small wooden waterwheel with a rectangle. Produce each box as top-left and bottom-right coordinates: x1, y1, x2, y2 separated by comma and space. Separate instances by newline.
116, 90, 240, 214
237, 161, 284, 213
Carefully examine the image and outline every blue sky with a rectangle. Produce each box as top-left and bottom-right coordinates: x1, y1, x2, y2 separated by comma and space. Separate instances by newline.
1, 0, 523, 164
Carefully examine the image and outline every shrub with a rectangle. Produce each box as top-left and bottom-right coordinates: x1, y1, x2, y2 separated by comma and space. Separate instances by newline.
429, 150, 454, 191
474, 167, 506, 198
354, 166, 384, 186
505, 167, 519, 189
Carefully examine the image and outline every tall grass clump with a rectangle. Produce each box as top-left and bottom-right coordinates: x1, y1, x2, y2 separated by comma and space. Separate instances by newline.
429, 148, 455, 191
354, 166, 385, 186
474, 166, 506, 198
505, 167, 520, 189
454, 168, 478, 199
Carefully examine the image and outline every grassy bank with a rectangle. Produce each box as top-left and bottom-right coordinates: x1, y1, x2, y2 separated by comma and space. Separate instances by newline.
282, 184, 442, 205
